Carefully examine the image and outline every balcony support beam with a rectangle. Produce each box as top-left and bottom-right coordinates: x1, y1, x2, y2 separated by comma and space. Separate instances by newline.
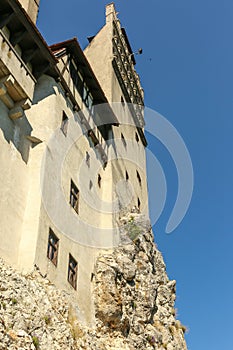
9, 106, 24, 120
0, 11, 15, 29
10, 29, 27, 47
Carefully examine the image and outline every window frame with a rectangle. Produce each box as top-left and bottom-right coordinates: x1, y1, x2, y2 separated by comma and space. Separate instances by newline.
61, 111, 68, 136
47, 228, 59, 267
68, 253, 78, 290
70, 180, 79, 214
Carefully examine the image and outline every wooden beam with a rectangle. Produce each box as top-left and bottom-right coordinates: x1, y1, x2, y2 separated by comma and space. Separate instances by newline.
0, 11, 15, 29
33, 62, 50, 79
22, 47, 39, 63
9, 106, 24, 120
0, 83, 14, 109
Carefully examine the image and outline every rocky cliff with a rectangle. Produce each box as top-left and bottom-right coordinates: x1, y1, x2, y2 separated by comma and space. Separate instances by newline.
0, 214, 187, 349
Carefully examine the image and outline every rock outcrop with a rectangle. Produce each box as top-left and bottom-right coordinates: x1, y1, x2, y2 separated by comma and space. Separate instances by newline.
90, 213, 187, 349
0, 213, 187, 349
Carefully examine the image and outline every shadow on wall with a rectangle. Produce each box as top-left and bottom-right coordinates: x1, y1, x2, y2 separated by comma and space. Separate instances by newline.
0, 102, 32, 164
32, 75, 57, 105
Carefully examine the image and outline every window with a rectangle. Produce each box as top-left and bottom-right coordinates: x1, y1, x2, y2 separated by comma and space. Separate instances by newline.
121, 133, 127, 148
83, 82, 94, 112
86, 151, 90, 167
70, 60, 83, 96
68, 254, 78, 290
136, 170, 142, 186
126, 170, 129, 181
98, 174, 102, 188
70, 180, 79, 214
137, 198, 141, 211
70, 60, 94, 113
47, 229, 59, 266
88, 130, 99, 147
135, 132, 139, 143
61, 112, 68, 136
121, 96, 125, 106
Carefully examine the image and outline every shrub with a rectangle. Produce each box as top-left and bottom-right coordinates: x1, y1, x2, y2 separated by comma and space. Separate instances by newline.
32, 336, 40, 349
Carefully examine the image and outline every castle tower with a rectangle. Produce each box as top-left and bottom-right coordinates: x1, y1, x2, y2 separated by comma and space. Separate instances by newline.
18, 0, 40, 23
85, 3, 148, 217
0, 1, 148, 326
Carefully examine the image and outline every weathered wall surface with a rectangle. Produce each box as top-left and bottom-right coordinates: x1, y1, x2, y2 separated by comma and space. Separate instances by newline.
18, 0, 40, 23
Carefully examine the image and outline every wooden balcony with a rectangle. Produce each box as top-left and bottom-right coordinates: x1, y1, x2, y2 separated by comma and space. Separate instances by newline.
0, 29, 35, 117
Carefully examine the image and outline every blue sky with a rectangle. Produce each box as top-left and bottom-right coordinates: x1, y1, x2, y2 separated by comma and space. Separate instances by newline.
38, 1, 232, 349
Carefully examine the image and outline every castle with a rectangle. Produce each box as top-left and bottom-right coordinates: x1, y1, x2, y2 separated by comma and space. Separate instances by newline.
0, 1, 149, 324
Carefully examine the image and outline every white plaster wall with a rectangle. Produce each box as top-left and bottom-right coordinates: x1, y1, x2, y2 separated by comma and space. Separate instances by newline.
84, 25, 113, 102
84, 14, 149, 220
24, 75, 116, 324
0, 101, 30, 267
18, 0, 40, 23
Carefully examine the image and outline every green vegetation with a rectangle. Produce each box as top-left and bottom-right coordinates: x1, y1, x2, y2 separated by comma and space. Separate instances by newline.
32, 336, 40, 349
127, 217, 141, 241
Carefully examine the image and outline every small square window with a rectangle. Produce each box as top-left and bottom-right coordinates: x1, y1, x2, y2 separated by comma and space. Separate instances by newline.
47, 229, 59, 266
126, 170, 129, 181
61, 112, 68, 136
70, 180, 79, 214
68, 254, 78, 290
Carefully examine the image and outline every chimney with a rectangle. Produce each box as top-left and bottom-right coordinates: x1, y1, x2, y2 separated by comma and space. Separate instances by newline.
106, 3, 117, 23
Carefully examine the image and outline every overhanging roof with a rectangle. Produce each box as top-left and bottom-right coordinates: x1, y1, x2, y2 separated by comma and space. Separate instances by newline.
0, 0, 58, 79
50, 38, 119, 125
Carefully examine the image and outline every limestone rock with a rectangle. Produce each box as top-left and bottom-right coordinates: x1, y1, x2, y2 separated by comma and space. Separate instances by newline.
0, 213, 187, 349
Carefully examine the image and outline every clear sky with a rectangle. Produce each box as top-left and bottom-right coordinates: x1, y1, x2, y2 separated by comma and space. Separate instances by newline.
38, 1, 233, 349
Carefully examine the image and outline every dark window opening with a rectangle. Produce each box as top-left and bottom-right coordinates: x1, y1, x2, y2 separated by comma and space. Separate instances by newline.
68, 254, 78, 290
126, 170, 129, 181
61, 112, 68, 136
135, 132, 139, 143
70, 180, 79, 214
98, 124, 112, 141
89, 180, 93, 190
98, 174, 102, 188
88, 130, 99, 147
83, 83, 94, 112
86, 151, 90, 167
70, 60, 93, 113
137, 198, 141, 211
121, 133, 127, 148
47, 229, 59, 266
136, 170, 142, 186
121, 96, 125, 106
